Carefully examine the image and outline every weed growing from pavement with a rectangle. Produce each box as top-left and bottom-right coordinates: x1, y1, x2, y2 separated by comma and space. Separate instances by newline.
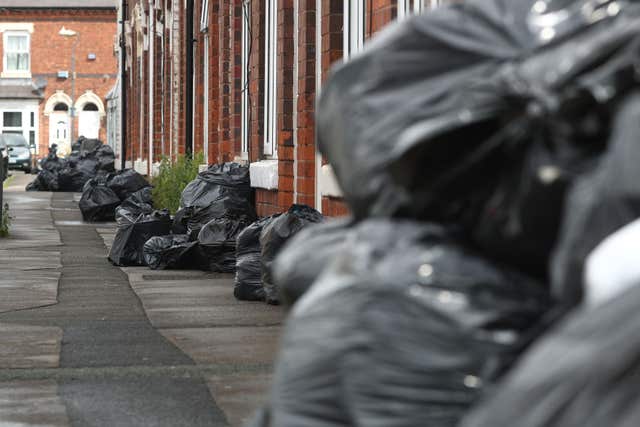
152, 152, 204, 214
0, 203, 10, 237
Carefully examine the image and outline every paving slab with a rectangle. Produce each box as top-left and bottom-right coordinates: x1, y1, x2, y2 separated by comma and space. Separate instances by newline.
0, 271, 61, 313
0, 323, 63, 369
160, 326, 282, 366
206, 373, 273, 427
0, 380, 70, 427
126, 276, 285, 328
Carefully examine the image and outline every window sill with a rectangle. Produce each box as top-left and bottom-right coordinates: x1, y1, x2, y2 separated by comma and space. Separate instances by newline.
249, 159, 278, 190
319, 164, 343, 198
1, 71, 31, 79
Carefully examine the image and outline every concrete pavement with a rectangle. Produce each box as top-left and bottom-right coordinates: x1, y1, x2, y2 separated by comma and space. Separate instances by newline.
0, 172, 285, 426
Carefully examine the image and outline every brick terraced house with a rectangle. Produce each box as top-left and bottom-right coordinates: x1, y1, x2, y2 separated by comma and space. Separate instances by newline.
0, 0, 118, 158
118, 0, 447, 217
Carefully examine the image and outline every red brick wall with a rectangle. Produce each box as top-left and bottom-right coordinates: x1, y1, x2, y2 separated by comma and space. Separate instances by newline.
295, 0, 317, 208
230, 0, 242, 156
369, 0, 396, 36
0, 9, 117, 156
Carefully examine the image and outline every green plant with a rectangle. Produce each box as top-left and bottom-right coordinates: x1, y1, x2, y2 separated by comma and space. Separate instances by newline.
0, 203, 10, 237
152, 152, 205, 214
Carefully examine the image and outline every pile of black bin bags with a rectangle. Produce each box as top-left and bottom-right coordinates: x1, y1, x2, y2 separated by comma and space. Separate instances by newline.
250, 0, 640, 426
141, 163, 269, 273
26, 137, 116, 192
79, 170, 151, 222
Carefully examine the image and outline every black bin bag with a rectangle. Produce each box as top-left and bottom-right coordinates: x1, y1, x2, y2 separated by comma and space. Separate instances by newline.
273, 218, 352, 306
26, 149, 66, 191
109, 210, 172, 266
234, 216, 278, 302
175, 162, 256, 238
116, 186, 154, 221
197, 215, 253, 273
551, 93, 640, 305
460, 281, 640, 427
260, 205, 323, 305
316, 0, 537, 221
79, 178, 121, 222
107, 169, 150, 201
253, 220, 549, 427
143, 234, 202, 270
317, 0, 640, 279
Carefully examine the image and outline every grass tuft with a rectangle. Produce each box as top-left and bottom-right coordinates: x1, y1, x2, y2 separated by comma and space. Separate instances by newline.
151, 153, 204, 214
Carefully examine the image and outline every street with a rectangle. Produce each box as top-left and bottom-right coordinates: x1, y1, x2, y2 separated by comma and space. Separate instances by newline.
0, 173, 284, 427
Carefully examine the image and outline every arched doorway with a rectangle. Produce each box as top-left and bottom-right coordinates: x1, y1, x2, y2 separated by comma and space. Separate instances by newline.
74, 91, 105, 140
50, 103, 70, 155
78, 102, 100, 139
45, 91, 72, 156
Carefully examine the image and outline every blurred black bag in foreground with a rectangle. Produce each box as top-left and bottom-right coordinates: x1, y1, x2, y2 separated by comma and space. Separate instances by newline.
273, 218, 352, 306
234, 215, 279, 302
259, 205, 323, 305
461, 229, 640, 427
109, 210, 172, 266
551, 93, 640, 304
318, 0, 640, 280
253, 220, 549, 427
458, 91, 640, 427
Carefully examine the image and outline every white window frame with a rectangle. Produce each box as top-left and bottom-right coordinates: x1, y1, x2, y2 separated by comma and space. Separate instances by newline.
344, 0, 365, 60
398, 0, 443, 20
263, 0, 277, 157
0, 108, 38, 152
200, 0, 210, 32
2, 111, 24, 134
3, 30, 31, 77
240, 0, 250, 157
203, 34, 210, 164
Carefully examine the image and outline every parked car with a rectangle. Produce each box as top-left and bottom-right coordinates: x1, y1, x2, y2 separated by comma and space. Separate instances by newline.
0, 134, 32, 174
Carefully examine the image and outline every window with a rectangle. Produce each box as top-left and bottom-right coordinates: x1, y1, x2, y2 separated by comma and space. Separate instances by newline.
54, 103, 69, 112
200, 0, 210, 32
344, 0, 365, 60
3, 31, 30, 73
241, 0, 250, 155
3, 112, 21, 128
398, 0, 443, 19
1, 109, 37, 150
83, 103, 99, 111
263, 0, 277, 157
203, 34, 209, 164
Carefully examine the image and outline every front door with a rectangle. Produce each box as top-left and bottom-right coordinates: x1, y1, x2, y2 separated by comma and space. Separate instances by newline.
78, 110, 100, 139
50, 112, 70, 156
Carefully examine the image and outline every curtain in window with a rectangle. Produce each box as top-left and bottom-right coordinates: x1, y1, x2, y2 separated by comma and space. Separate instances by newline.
6, 35, 29, 71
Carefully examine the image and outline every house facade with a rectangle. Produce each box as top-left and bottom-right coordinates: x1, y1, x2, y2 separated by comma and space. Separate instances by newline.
119, 0, 447, 217
0, 0, 118, 157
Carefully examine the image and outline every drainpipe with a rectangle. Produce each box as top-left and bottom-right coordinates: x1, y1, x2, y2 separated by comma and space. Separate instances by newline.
120, 0, 128, 170
148, 1, 154, 176
185, 0, 194, 158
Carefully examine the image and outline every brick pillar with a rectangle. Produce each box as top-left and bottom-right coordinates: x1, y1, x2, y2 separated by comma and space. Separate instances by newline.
219, 0, 234, 162
276, 0, 295, 211
230, 0, 243, 155
295, 0, 317, 208
248, 0, 264, 164
368, 0, 396, 36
